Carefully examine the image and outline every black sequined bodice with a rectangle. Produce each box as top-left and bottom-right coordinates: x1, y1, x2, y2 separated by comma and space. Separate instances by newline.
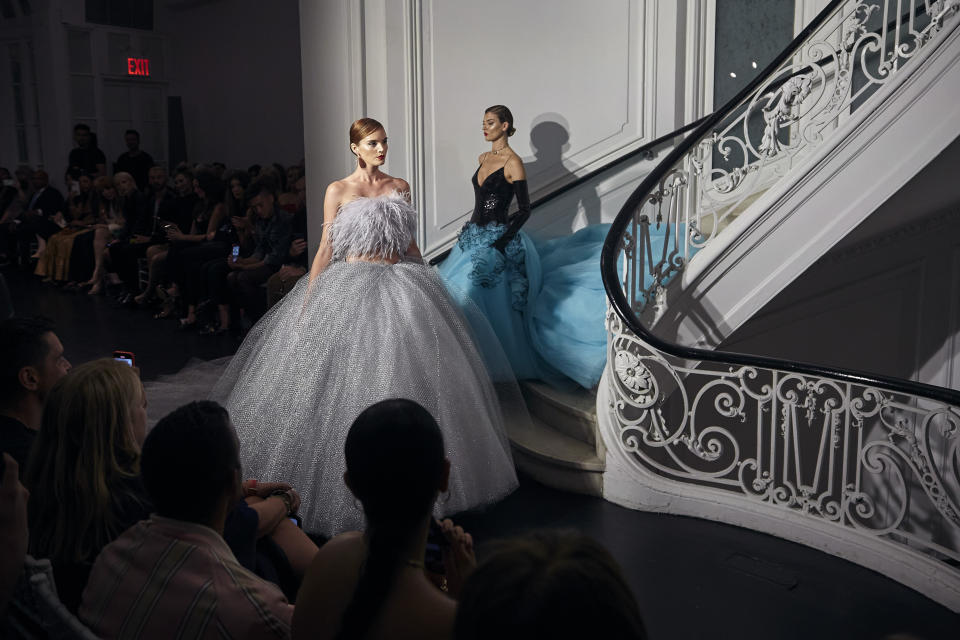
469, 166, 515, 226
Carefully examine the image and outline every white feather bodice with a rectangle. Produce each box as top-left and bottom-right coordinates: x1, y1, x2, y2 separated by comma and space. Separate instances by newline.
328, 192, 417, 261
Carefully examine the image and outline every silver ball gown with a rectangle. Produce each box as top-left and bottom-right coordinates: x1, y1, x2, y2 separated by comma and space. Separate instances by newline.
147, 194, 522, 537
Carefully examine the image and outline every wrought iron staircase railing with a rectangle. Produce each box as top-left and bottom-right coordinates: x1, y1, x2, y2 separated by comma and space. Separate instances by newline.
599, 0, 960, 609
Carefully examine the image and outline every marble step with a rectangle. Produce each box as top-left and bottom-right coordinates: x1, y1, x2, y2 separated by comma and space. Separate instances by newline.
508, 413, 604, 497
520, 380, 599, 449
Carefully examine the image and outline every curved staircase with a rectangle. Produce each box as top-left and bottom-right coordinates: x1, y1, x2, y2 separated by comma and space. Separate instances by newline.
596, 0, 960, 612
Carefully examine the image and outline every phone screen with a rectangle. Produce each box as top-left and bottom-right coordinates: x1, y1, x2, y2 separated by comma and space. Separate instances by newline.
231, 245, 240, 262
112, 350, 135, 367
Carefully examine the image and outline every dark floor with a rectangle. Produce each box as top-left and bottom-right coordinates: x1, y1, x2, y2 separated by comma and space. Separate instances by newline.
4, 267, 958, 639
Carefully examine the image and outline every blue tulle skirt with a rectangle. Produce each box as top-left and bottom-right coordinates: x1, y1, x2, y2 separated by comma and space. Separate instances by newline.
437, 223, 610, 390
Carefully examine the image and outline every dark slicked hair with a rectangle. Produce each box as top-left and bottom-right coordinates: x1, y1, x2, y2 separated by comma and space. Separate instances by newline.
335, 398, 446, 640
141, 401, 239, 524
0, 316, 55, 406
455, 530, 647, 640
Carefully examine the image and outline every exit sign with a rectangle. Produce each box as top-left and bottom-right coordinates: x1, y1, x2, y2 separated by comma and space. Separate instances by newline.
127, 58, 150, 76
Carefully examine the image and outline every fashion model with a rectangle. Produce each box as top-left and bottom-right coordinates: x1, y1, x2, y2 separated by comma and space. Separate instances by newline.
437, 105, 610, 390
150, 119, 522, 537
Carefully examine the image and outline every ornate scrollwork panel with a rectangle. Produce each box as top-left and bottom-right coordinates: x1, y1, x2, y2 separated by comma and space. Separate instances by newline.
605, 309, 960, 564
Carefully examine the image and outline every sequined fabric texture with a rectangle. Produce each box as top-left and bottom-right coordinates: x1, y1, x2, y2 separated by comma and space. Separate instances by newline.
200, 260, 521, 537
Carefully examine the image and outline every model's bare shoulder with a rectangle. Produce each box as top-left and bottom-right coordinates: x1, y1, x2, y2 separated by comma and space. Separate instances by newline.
504, 154, 527, 182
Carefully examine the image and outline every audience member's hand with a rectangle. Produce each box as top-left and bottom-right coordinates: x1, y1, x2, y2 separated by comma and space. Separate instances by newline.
166, 227, 185, 241
438, 518, 475, 598
0, 454, 29, 613
277, 264, 306, 280
289, 238, 307, 257
253, 481, 292, 498
231, 216, 249, 230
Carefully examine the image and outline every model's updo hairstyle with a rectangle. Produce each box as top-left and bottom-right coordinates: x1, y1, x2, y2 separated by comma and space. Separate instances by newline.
485, 104, 516, 137
349, 117, 385, 153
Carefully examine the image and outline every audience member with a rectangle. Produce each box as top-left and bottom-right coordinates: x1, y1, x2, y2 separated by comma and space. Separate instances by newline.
80, 400, 294, 637
130, 166, 178, 305
0, 317, 70, 472
15, 170, 66, 267
212, 161, 227, 180
145, 164, 178, 230
24, 359, 147, 613
0, 185, 25, 268
35, 172, 97, 283
108, 172, 155, 303
0, 453, 28, 617
163, 171, 229, 328
170, 166, 198, 234
293, 398, 475, 640
113, 129, 155, 190
247, 163, 262, 178
266, 174, 308, 309
73, 175, 122, 291
67, 124, 106, 178
225, 177, 292, 325
454, 530, 648, 640
13, 165, 34, 197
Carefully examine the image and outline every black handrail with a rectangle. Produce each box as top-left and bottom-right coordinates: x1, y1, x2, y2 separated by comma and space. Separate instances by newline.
428, 116, 710, 266
600, 0, 960, 407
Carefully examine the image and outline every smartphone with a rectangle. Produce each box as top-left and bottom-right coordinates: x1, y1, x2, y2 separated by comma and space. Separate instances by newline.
288, 514, 302, 528
231, 244, 240, 262
424, 518, 448, 574
112, 350, 136, 367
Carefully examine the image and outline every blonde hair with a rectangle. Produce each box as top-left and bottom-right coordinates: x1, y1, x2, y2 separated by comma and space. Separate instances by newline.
25, 359, 146, 563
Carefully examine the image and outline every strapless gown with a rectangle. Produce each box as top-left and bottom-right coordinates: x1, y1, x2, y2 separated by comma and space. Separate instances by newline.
146, 195, 521, 537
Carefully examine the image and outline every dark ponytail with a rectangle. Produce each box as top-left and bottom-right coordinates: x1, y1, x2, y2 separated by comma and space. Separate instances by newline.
334, 399, 446, 640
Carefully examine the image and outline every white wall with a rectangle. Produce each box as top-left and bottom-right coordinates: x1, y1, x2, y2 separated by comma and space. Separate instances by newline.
301, 0, 697, 256
165, 0, 304, 169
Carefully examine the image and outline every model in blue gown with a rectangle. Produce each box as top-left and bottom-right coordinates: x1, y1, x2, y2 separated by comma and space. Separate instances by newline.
437, 164, 610, 390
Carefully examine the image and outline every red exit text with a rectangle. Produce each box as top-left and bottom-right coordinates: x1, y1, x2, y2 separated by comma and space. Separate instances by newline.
127, 58, 150, 76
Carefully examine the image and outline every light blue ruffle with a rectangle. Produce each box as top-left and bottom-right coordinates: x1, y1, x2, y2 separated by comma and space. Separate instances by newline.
437, 222, 612, 389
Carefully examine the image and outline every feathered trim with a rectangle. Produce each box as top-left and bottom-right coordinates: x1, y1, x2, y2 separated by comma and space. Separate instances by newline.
328, 192, 418, 261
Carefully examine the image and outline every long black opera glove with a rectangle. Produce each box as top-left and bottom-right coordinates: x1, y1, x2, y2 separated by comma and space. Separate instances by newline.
491, 179, 531, 253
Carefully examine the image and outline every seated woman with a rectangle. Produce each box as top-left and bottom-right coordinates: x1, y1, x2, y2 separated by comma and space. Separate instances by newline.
71, 176, 123, 293
34, 172, 96, 283
293, 399, 476, 640
25, 360, 318, 612
25, 359, 151, 613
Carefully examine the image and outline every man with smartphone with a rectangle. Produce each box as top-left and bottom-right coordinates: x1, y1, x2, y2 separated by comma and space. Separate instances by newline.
223, 178, 292, 329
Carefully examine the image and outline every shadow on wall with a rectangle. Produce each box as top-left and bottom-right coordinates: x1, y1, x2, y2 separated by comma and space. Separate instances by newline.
525, 113, 601, 228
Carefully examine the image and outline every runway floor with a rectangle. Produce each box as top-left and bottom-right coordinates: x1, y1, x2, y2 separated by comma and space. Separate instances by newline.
4, 267, 957, 639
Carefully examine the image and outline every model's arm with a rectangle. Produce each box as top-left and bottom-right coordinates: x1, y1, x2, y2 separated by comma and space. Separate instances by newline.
307, 182, 342, 285
492, 157, 531, 252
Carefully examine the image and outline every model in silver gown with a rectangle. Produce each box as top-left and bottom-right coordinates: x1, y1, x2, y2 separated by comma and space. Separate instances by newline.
147, 193, 521, 537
